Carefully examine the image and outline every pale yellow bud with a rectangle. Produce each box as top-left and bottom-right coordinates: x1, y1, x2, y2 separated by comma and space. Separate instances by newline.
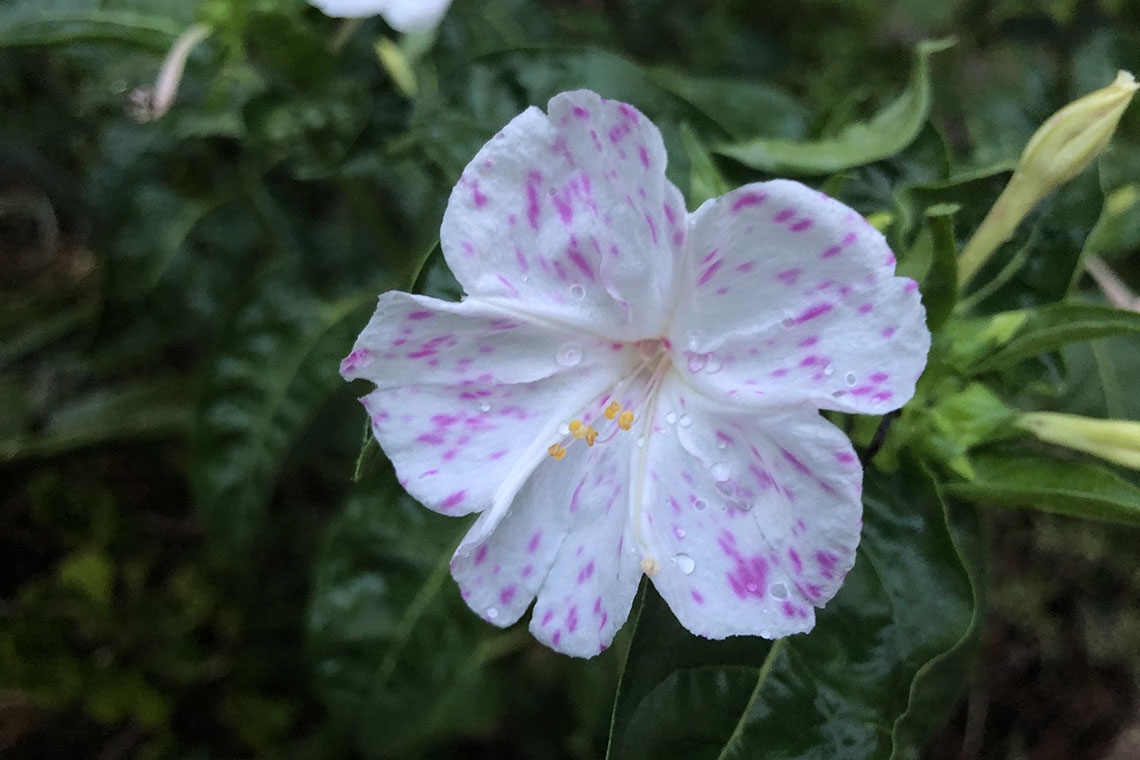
129, 23, 211, 123
1019, 411, 1140, 470
959, 71, 1138, 286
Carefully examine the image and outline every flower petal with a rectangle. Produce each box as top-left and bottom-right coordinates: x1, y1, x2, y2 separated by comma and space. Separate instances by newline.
669, 180, 929, 414
343, 293, 626, 518
450, 431, 642, 657
309, 0, 453, 30
440, 90, 687, 340
638, 372, 862, 639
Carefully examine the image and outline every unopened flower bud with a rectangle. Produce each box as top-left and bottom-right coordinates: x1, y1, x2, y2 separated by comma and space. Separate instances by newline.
1019, 411, 1140, 470
959, 71, 1138, 286
130, 23, 211, 123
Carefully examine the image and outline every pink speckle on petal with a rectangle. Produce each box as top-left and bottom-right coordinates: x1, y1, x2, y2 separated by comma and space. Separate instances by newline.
500, 585, 516, 605
731, 192, 766, 212
474, 545, 488, 564
407, 310, 433, 320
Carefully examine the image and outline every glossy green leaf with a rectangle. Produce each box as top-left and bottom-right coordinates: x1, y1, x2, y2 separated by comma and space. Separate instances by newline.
713, 38, 955, 175
607, 462, 982, 760
948, 453, 1140, 525
308, 463, 510, 757
189, 274, 374, 552
681, 123, 731, 209
966, 303, 1140, 374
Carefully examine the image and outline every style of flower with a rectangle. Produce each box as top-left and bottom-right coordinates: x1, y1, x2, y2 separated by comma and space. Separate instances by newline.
341, 90, 930, 657
308, 0, 453, 32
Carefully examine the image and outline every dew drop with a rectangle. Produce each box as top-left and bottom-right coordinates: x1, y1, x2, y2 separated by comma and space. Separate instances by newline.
693, 498, 707, 511
845, 371, 857, 386
569, 284, 585, 300
781, 317, 795, 328
636, 436, 646, 448
665, 411, 678, 425
823, 364, 834, 377
674, 526, 686, 539
746, 582, 758, 593
479, 402, 492, 413
831, 390, 846, 398
687, 353, 707, 372
716, 439, 727, 450
556, 342, 583, 367
558, 423, 571, 436
770, 582, 789, 600
673, 553, 696, 575
521, 274, 529, 283
686, 331, 703, 351
486, 607, 499, 619
711, 462, 731, 482
705, 355, 723, 374
547, 186, 557, 196
678, 414, 692, 427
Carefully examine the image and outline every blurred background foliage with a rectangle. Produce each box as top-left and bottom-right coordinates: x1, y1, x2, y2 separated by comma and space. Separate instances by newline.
3, 0, 1140, 758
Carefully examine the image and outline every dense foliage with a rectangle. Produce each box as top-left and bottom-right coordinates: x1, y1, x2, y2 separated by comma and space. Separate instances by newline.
3, 1, 1140, 758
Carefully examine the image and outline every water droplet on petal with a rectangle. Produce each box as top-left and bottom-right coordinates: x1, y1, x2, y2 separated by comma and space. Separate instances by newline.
686, 331, 703, 351
770, 582, 788, 600
674, 526, 686, 539
665, 411, 678, 425
673, 553, 695, 575
716, 439, 727, 449
693, 498, 707, 511
781, 317, 795, 328
479, 402, 492, 413
678, 414, 692, 427
746, 581, 758, 593
486, 607, 499, 619
521, 274, 529, 283
823, 364, 834, 376
556, 342, 583, 367
687, 353, 706, 372
705, 355, 723, 374
711, 462, 731, 482
559, 423, 571, 435
831, 390, 846, 398
569, 284, 585, 300
636, 436, 645, 448
845, 371, 857, 386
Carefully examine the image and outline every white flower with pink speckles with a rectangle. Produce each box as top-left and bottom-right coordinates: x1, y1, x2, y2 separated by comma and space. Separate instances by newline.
341, 90, 930, 657
308, 0, 453, 32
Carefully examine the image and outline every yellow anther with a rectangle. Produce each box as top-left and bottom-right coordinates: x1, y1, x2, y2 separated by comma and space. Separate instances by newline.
548, 443, 566, 460
618, 410, 634, 431
569, 419, 586, 439
584, 426, 599, 446
604, 401, 622, 419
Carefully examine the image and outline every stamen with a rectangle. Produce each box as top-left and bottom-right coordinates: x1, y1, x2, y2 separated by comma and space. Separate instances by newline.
604, 401, 622, 419
618, 410, 634, 430
548, 443, 566, 460
640, 557, 660, 576
569, 420, 587, 439
584, 426, 598, 446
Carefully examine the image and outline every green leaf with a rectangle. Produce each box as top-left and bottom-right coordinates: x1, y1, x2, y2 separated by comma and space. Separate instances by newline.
0, 378, 191, 461
681, 123, 730, 209
308, 464, 510, 757
188, 273, 374, 552
607, 462, 982, 760
920, 207, 959, 334
0, 2, 183, 52
947, 454, 1140, 525
713, 38, 955, 175
965, 303, 1140, 375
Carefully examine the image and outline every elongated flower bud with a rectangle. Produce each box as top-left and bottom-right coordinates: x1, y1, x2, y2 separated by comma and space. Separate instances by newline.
959, 71, 1138, 286
1019, 411, 1140, 470
129, 23, 211, 123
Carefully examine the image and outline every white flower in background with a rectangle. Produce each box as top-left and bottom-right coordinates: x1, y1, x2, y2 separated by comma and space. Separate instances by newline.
341, 90, 930, 657
308, 0, 454, 32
